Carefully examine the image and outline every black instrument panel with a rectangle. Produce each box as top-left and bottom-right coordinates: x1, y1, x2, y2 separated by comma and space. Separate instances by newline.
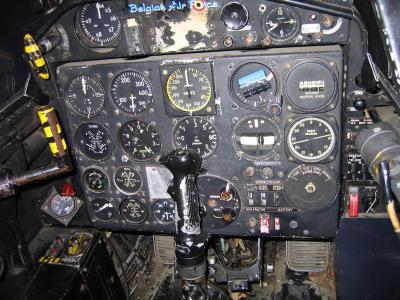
57, 46, 343, 238
42, 0, 349, 64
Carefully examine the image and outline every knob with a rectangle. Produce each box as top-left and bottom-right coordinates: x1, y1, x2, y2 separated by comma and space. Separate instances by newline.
353, 98, 366, 111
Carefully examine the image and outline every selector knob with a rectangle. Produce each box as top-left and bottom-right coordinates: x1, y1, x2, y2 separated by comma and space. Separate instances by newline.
221, 2, 249, 30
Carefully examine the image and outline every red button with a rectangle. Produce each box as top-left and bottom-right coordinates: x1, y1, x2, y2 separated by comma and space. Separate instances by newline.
61, 182, 76, 197
260, 214, 270, 234
349, 187, 359, 218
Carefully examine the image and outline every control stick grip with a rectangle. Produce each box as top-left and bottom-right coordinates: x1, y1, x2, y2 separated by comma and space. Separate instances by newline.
161, 150, 208, 299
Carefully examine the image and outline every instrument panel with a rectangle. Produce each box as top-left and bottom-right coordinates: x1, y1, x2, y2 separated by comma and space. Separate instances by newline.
42, 0, 350, 64
56, 45, 343, 238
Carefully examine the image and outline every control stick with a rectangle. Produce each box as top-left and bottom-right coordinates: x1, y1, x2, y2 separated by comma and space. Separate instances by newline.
160, 150, 208, 300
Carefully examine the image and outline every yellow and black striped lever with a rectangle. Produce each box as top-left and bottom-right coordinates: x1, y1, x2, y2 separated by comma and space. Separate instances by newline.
0, 106, 72, 199
23, 34, 50, 80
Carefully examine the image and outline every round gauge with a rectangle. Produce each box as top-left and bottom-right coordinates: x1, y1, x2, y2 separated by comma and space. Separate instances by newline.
82, 167, 109, 193
263, 6, 299, 42
78, 2, 122, 46
221, 2, 249, 30
287, 117, 336, 163
152, 199, 176, 224
231, 63, 278, 110
166, 66, 213, 113
285, 62, 337, 111
285, 165, 338, 210
114, 167, 142, 195
173, 117, 218, 160
90, 198, 116, 222
233, 116, 280, 160
66, 75, 105, 118
119, 120, 161, 161
198, 176, 241, 229
120, 199, 147, 224
50, 194, 75, 217
111, 71, 153, 114
75, 122, 113, 161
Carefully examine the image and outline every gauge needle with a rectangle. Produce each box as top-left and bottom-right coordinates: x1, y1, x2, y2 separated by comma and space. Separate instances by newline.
184, 69, 192, 87
266, 22, 278, 32
81, 77, 87, 95
97, 203, 111, 212
291, 134, 332, 145
130, 94, 135, 112
96, 2, 102, 20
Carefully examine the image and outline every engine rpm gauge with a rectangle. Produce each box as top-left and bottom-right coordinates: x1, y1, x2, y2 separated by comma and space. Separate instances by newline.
233, 116, 280, 160
66, 75, 105, 118
120, 199, 147, 224
119, 120, 161, 161
114, 167, 142, 195
82, 167, 109, 193
173, 117, 218, 160
263, 6, 299, 42
90, 198, 116, 222
286, 117, 336, 163
77, 2, 122, 47
166, 66, 213, 113
152, 199, 176, 224
75, 123, 113, 161
111, 71, 153, 114
231, 63, 277, 110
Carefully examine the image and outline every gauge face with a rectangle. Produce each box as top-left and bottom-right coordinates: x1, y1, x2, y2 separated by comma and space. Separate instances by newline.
173, 117, 218, 160
119, 120, 161, 161
82, 167, 109, 193
233, 116, 279, 159
120, 199, 147, 224
75, 123, 113, 161
285, 165, 338, 210
78, 2, 122, 46
166, 66, 213, 113
287, 117, 336, 163
231, 63, 277, 110
264, 6, 299, 41
114, 167, 142, 195
90, 198, 115, 222
152, 199, 176, 224
221, 2, 249, 30
285, 62, 337, 111
198, 176, 241, 229
50, 194, 75, 217
111, 71, 153, 114
66, 76, 105, 118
